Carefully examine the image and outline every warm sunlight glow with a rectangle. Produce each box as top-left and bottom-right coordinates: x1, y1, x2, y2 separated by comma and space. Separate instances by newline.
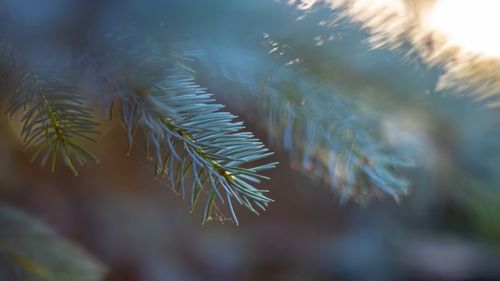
295, 0, 500, 105
424, 0, 500, 59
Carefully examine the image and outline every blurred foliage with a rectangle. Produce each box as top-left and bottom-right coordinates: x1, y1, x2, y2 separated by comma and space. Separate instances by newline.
199, 34, 415, 203
0, 203, 106, 281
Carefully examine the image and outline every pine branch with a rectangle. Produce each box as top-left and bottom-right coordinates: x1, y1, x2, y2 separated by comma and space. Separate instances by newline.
122, 75, 276, 224
83, 29, 276, 224
265, 64, 412, 203
198, 37, 414, 203
7, 65, 99, 175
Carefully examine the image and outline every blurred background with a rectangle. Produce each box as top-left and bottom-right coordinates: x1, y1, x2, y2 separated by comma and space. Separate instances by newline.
1, 0, 500, 280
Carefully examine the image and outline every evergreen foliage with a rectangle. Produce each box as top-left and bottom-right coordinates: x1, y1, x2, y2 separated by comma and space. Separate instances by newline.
199, 35, 414, 203
0, 20, 278, 223
0, 203, 106, 281
0, 0, 415, 223
7, 66, 99, 175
